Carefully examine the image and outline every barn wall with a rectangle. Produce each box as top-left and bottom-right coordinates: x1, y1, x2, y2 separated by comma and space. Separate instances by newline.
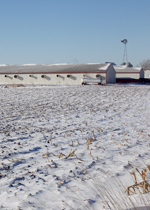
144, 70, 150, 78
116, 73, 140, 79
106, 65, 116, 83
140, 69, 144, 78
0, 73, 107, 85
82, 73, 106, 84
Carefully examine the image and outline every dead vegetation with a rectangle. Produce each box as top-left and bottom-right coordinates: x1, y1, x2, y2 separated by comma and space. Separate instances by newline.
127, 163, 150, 196
66, 148, 77, 159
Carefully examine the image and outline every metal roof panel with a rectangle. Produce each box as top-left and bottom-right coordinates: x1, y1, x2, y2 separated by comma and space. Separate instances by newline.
0, 63, 110, 74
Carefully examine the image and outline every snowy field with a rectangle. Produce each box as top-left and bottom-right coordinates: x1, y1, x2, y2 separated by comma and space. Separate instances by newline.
1, 84, 150, 210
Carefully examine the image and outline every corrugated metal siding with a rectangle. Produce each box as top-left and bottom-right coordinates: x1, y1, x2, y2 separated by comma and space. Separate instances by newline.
116, 73, 140, 79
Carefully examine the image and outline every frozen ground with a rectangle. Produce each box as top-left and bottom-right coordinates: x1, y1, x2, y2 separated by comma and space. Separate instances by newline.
0, 84, 150, 210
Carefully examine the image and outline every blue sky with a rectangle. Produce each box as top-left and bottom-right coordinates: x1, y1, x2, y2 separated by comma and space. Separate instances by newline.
0, 0, 150, 66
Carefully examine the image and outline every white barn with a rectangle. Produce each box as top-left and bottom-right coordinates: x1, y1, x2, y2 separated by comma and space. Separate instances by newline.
0, 63, 116, 85
144, 69, 150, 79
114, 63, 144, 83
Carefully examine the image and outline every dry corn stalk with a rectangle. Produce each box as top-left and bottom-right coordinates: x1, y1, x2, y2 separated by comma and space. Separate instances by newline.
130, 172, 137, 184
88, 149, 93, 158
136, 168, 147, 181
56, 179, 65, 186
50, 152, 55, 156
43, 154, 49, 162
113, 140, 121, 146
127, 166, 150, 196
87, 137, 94, 146
97, 128, 103, 133
66, 149, 77, 159
67, 133, 72, 137
24, 126, 29, 130
58, 152, 66, 159
147, 165, 150, 171
95, 143, 99, 148
75, 155, 83, 161
128, 161, 134, 169
124, 138, 128, 143
126, 180, 150, 196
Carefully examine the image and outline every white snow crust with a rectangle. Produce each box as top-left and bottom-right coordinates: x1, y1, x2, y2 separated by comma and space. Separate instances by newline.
46, 63, 68, 66
99, 63, 110, 70
0, 84, 150, 209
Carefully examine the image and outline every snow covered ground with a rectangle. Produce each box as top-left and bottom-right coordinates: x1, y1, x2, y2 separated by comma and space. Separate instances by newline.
0, 84, 150, 210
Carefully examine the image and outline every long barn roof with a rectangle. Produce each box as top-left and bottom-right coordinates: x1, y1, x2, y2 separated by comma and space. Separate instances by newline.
0, 63, 111, 74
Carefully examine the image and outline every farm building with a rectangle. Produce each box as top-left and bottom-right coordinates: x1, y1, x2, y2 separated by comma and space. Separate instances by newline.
114, 62, 144, 83
144, 69, 150, 78
0, 63, 116, 85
